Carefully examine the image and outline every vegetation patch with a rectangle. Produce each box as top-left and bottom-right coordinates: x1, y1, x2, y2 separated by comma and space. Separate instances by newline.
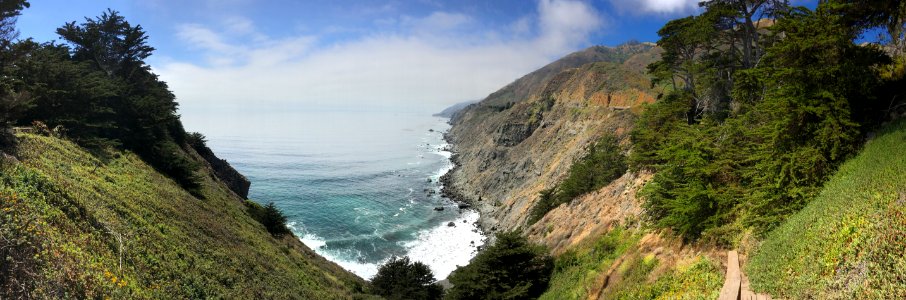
245, 201, 291, 237
540, 228, 639, 300
446, 231, 554, 300
370, 256, 443, 300
609, 256, 722, 300
747, 119, 906, 299
631, 1, 905, 243
529, 134, 627, 224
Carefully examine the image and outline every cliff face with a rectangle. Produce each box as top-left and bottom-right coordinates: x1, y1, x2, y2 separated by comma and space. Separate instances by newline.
191, 142, 251, 199
444, 43, 661, 243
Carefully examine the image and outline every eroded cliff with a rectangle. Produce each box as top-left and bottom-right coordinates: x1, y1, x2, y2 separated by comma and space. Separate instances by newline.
444, 43, 662, 243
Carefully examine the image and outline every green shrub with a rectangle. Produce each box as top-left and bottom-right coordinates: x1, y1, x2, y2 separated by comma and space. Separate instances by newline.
247, 201, 291, 237
446, 231, 554, 300
371, 256, 443, 300
185, 132, 207, 149
143, 140, 202, 197
529, 134, 626, 224
528, 187, 559, 225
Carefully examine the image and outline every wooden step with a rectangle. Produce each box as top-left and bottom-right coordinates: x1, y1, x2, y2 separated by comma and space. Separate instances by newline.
718, 250, 741, 300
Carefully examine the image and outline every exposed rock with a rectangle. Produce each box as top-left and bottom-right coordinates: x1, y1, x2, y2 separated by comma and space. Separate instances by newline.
447, 222, 456, 227
443, 43, 660, 237
189, 142, 251, 199
434, 206, 444, 211
526, 172, 652, 255
495, 123, 538, 146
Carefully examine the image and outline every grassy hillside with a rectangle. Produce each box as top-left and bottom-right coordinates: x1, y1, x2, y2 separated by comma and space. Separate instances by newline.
539, 228, 722, 300
0, 134, 370, 299
747, 119, 906, 299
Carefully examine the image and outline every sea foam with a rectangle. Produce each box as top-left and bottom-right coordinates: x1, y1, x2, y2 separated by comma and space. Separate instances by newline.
403, 210, 485, 280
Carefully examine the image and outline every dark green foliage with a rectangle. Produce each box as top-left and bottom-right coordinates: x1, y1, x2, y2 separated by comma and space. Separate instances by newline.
14, 41, 121, 146
371, 256, 443, 300
528, 134, 626, 224
633, 0, 902, 242
0, 0, 31, 129
627, 93, 689, 170
56, 9, 154, 78
835, 0, 906, 55
0, 0, 29, 45
558, 135, 627, 200
4, 9, 202, 193
186, 132, 208, 149
738, 5, 888, 229
528, 187, 559, 225
445, 231, 554, 300
247, 201, 291, 237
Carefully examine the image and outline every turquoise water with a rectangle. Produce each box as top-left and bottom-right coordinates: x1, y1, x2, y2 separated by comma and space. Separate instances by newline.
198, 110, 485, 279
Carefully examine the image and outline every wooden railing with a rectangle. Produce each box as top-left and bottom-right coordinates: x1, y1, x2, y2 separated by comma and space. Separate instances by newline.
11, 127, 34, 134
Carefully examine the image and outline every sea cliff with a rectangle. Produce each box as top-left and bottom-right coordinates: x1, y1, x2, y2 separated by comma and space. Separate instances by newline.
442, 43, 660, 246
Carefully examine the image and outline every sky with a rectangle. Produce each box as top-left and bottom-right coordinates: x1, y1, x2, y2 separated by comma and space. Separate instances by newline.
15, 0, 728, 128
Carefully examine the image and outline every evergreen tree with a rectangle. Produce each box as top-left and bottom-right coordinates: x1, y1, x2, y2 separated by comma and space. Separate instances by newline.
446, 232, 553, 300
633, 0, 895, 241
371, 257, 443, 300
47, 10, 200, 193
0, 0, 30, 129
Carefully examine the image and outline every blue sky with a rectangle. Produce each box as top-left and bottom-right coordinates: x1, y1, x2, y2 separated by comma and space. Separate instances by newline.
14, 0, 748, 128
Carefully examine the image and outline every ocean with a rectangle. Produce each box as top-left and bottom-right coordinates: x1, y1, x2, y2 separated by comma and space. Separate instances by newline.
196, 109, 485, 280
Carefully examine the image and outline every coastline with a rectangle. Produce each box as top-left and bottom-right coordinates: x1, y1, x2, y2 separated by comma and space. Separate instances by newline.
400, 125, 487, 280
439, 129, 495, 238
210, 113, 487, 281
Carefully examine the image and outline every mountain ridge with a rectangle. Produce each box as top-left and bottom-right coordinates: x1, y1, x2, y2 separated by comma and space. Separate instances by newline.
443, 43, 662, 237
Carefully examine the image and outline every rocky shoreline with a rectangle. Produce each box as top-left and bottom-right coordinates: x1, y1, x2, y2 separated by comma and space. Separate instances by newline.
439, 131, 498, 238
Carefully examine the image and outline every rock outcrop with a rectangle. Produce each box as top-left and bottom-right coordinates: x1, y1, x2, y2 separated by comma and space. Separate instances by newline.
444, 43, 662, 243
526, 172, 652, 254
190, 142, 251, 199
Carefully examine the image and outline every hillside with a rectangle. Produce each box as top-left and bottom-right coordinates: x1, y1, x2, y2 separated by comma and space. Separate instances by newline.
0, 133, 370, 299
746, 119, 906, 299
444, 43, 661, 236
433, 101, 478, 118
477, 42, 661, 109
441, 41, 736, 299
441, 3, 905, 296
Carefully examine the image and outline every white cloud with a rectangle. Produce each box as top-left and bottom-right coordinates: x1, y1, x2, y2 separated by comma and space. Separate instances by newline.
406, 11, 473, 31
538, 0, 603, 53
610, 0, 700, 15
157, 0, 605, 121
